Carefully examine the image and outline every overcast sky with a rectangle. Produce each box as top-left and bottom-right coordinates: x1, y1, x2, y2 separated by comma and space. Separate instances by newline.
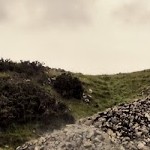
0, 0, 150, 74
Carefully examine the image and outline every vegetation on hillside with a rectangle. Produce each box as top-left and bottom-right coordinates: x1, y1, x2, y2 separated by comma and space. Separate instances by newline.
53, 73, 84, 99
73, 70, 150, 117
0, 80, 69, 128
0, 58, 45, 76
0, 59, 75, 149
0, 58, 150, 149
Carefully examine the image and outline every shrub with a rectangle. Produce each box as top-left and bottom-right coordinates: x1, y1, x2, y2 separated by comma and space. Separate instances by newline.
53, 73, 84, 99
0, 58, 45, 76
0, 79, 70, 128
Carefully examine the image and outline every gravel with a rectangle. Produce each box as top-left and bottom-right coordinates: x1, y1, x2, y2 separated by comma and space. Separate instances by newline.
17, 97, 150, 150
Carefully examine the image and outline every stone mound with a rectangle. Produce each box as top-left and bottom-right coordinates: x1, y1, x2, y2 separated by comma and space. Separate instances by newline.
79, 97, 150, 150
17, 97, 150, 150
16, 124, 121, 150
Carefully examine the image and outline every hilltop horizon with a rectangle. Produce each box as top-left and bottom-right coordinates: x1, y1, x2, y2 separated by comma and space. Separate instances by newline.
1, 57, 150, 75
0, 0, 150, 74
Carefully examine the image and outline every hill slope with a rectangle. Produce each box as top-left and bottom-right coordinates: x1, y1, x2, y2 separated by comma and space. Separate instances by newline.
0, 59, 150, 149
71, 69, 150, 118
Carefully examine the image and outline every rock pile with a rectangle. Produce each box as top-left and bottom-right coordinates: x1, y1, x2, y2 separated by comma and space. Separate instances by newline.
80, 97, 150, 149
17, 97, 150, 150
82, 93, 92, 103
16, 124, 121, 150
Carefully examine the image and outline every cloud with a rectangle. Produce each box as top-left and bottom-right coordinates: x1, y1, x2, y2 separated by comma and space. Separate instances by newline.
113, 0, 150, 25
0, 1, 9, 21
0, 0, 95, 27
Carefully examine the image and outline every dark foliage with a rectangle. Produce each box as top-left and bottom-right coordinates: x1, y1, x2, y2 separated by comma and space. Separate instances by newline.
53, 73, 84, 99
0, 58, 45, 76
0, 78, 70, 128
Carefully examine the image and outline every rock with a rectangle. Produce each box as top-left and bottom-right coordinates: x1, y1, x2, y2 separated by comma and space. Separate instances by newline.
34, 146, 40, 150
137, 142, 146, 150
94, 137, 100, 143
84, 98, 90, 103
107, 129, 116, 138
145, 113, 150, 121
86, 130, 94, 139
5, 145, 9, 148
83, 141, 92, 148
136, 132, 143, 137
17, 97, 150, 150
89, 89, 93, 94
120, 146, 125, 150
16, 146, 21, 150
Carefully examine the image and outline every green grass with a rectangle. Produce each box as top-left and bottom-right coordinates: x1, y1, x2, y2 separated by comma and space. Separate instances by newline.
0, 119, 70, 150
75, 69, 150, 118
0, 72, 10, 78
0, 124, 37, 150
47, 69, 150, 119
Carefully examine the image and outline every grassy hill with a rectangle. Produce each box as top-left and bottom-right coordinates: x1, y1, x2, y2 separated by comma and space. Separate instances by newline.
0, 59, 150, 149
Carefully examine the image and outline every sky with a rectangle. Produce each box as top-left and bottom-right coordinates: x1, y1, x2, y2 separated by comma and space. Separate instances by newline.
0, 0, 150, 74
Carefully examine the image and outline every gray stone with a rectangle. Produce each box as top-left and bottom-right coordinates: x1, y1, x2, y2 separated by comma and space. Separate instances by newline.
17, 97, 150, 150
137, 142, 145, 150
83, 141, 92, 148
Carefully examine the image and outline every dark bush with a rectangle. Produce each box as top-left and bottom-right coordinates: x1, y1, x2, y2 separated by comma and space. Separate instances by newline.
0, 79, 70, 128
53, 73, 84, 99
0, 58, 45, 76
